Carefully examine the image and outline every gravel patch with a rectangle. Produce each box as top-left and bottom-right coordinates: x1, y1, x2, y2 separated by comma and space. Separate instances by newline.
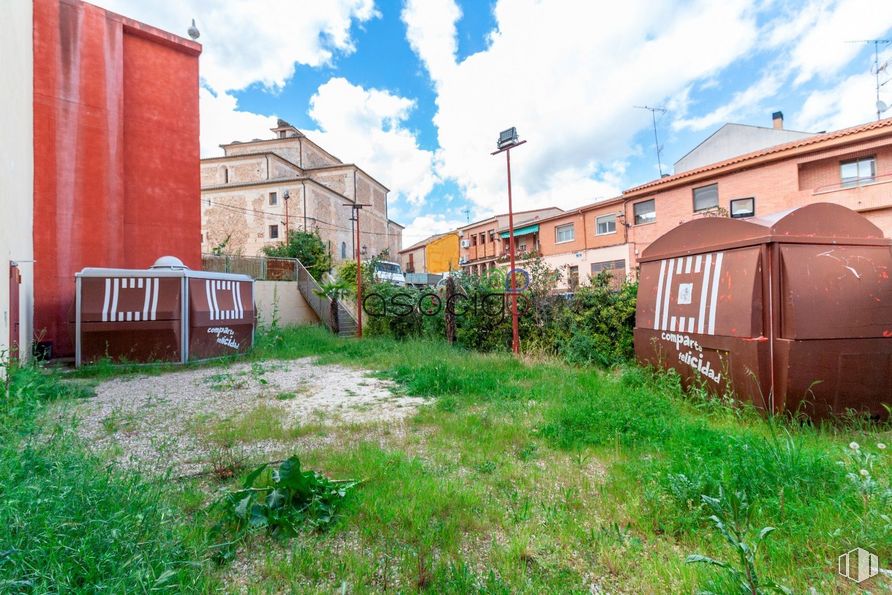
61, 358, 425, 475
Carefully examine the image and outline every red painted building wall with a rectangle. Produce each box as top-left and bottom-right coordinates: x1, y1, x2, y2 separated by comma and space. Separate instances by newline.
33, 0, 201, 356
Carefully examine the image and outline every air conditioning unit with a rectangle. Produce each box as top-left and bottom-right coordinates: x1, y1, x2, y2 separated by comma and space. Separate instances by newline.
460, 239, 471, 248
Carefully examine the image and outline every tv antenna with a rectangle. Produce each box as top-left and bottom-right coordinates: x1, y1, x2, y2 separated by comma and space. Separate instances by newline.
635, 105, 668, 176
846, 39, 891, 119
462, 207, 471, 223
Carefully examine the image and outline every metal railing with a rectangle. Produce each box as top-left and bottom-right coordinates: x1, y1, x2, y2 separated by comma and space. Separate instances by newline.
201, 253, 356, 336
295, 259, 357, 336
201, 254, 297, 281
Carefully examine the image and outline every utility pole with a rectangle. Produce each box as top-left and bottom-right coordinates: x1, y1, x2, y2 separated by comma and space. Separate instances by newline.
492, 127, 527, 355
634, 105, 667, 176
343, 203, 370, 338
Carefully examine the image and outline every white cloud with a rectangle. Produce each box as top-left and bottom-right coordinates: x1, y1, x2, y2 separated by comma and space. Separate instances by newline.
90, 0, 378, 93
784, 0, 892, 86
306, 78, 438, 205
673, 71, 785, 132
674, 0, 892, 133
402, 0, 462, 84
793, 71, 884, 132
403, 0, 759, 213
401, 214, 467, 245
90, 0, 380, 158
199, 89, 277, 157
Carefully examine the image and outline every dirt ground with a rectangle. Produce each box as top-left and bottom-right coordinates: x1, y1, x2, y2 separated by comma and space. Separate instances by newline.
58, 358, 425, 476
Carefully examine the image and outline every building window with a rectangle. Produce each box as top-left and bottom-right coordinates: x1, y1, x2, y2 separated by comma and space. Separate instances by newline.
591, 259, 626, 289
555, 223, 575, 243
730, 197, 755, 218
693, 183, 719, 212
840, 156, 876, 187
596, 214, 616, 235
269, 225, 279, 239
633, 199, 656, 225
481, 232, 486, 244
568, 265, 579, 290
269, 191, 278, 206
471, 234, 477, 246
341, 241, 347, 259
223, 167, 229, 184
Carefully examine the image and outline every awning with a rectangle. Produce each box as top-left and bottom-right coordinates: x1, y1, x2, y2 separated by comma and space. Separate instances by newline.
499, 224, 539, 239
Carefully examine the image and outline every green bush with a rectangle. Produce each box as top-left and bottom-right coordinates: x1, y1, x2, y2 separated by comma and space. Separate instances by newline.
353, 260, 639, 368
554, 271, 637, 365
262, 230, 332, 281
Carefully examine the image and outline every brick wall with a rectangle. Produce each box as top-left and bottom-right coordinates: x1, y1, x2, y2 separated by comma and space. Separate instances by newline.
33, 0, 201, 356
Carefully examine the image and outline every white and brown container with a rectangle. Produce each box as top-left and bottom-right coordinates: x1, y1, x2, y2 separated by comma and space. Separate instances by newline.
74, 256, 254, 366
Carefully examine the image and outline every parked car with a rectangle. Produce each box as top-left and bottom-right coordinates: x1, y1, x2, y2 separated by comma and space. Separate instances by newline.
373, 260, 406, 286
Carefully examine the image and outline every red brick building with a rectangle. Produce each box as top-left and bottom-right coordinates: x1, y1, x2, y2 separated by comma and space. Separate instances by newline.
32, 0, 201, 356
623, 117, 892, 271
534, 116, 892, 289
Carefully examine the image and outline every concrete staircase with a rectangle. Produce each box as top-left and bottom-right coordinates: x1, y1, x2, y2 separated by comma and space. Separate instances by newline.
295, 260, 358, 337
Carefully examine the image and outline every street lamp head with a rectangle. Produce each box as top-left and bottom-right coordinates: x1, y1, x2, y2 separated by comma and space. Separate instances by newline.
283, 190, 290, 200
497, 127, 519, 150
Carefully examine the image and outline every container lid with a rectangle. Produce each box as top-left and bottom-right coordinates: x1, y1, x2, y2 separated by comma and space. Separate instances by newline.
151, 256, 189, 270
639, 203, 891, 262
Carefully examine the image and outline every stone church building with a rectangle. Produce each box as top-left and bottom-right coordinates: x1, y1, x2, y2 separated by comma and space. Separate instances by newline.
201, 120, 403, 261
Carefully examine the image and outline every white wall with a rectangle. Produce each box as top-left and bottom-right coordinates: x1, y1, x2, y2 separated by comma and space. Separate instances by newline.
254, 281, 319, 327
543, 244, 631, 289
0, 0, 34, 367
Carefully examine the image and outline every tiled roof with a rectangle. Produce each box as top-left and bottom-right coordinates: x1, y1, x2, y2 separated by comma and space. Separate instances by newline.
625, 117, 892, 195
399, 232, 452, 253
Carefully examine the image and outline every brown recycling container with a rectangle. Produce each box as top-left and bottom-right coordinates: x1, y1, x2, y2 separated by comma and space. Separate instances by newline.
75, 256, 254, 366
634, 203, 892, 418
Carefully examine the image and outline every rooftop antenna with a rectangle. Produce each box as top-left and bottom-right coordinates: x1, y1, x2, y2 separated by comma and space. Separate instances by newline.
634, 105, 667, 176
846, 39, 891, 119
462, 207, 471, 223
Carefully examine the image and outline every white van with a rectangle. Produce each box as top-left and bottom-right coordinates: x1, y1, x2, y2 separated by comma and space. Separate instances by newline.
373, 260, 406, 286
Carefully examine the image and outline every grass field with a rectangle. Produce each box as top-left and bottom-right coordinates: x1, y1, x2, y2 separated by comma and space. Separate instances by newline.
2, 325, 890, 593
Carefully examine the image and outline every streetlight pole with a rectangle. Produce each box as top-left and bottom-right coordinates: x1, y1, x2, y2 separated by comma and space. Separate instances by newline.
344, 203, 370, 338
492, 128, 527, 354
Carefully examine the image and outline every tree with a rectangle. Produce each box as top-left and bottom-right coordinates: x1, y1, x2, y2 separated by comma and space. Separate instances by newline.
314, 276, 351, 333
262, 231, 331, 281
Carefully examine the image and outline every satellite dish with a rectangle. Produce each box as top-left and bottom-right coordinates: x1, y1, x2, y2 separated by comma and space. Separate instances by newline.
878, 100, 889, 114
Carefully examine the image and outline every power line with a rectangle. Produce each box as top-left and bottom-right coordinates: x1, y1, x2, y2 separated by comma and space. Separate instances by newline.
203, 198, 405, 238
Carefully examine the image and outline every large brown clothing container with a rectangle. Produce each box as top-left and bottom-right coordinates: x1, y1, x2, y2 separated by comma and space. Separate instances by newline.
634, 203, 892, 417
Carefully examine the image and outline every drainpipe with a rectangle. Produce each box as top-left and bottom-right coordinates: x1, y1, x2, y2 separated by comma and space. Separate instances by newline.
301, 180, 308, 231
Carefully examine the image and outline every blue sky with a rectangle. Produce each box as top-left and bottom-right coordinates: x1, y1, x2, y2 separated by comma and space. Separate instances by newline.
95, 0, 892, 243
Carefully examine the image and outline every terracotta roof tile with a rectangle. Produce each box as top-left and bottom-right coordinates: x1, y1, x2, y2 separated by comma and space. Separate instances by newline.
624, 117, 892, 195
